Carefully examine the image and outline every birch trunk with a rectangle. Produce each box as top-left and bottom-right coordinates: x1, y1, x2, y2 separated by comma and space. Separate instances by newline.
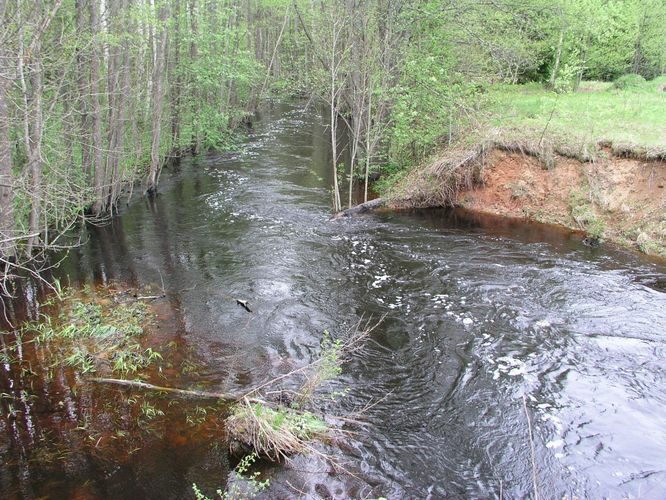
146, 2, 169, 194
90, 0, 105, 215
0, 0, 15, 256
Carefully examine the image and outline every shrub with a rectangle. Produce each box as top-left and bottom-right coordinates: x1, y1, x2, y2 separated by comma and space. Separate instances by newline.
613, 73, 646, 90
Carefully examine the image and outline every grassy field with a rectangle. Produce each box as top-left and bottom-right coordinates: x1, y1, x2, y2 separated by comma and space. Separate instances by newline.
484, 77, 666, 150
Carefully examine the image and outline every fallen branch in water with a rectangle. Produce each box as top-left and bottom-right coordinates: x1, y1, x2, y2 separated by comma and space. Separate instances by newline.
90, 377, 242, 400
135, 294, 165, 301
93, 317, 383, 464
332, 198, 385, 218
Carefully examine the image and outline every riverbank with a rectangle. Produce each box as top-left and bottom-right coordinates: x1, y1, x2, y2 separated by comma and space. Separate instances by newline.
387, 143, 666, 258
384, 80, 666, 258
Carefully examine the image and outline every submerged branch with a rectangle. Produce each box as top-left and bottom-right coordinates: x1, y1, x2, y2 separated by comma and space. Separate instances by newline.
90, 377, 242, 401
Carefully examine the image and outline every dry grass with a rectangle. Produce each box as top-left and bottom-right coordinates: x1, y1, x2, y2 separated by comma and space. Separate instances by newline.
227, 398, 329, 462
226, 318, 380, 462
387, 133, 666, 211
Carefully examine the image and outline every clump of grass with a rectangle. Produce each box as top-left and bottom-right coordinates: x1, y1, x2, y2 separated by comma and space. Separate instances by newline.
613, 73, 646, 90
636, 231, 664, 257
569, 189, 606, 242
24, 286, 161, 375
226, 319, 377, 462
227, 401, 328, 461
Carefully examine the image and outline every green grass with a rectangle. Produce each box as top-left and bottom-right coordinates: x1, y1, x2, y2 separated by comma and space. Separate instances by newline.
485, 77, 666, 150
24, 287, 161, 375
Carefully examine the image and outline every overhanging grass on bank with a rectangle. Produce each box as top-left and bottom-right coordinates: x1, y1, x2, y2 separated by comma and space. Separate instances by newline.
485, 78, 666, 150
377, 77, 666, 198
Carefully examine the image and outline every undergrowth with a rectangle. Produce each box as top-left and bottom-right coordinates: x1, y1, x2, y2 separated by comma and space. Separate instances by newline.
226, 321, 373, 462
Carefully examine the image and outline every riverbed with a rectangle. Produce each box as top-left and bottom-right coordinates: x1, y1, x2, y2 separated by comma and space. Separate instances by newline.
2, 101, 666, 499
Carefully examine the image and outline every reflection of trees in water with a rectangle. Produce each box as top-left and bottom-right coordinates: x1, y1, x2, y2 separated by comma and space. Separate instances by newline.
0, 319, 230, 498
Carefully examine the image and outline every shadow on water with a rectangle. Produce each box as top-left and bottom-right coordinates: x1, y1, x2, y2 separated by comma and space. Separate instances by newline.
1, 100, 666, 498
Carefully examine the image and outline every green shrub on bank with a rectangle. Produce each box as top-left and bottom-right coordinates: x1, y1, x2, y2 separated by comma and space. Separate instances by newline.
613, 73, 646, 90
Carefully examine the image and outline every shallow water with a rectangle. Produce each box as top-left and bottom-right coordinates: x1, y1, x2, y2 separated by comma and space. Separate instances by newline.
2, 101, 666, 499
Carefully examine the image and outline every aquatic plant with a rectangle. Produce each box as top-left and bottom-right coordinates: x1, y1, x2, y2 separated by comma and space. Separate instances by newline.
22, 286, 162, 376
227, 401, 328, 461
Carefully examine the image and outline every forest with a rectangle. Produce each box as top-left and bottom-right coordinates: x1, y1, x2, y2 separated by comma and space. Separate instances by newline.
1, 0, 665, 282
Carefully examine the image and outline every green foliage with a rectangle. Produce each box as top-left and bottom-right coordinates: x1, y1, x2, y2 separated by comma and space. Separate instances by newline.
23, 287, 161, 376
613, 73, 646, 90
192, 453, 270, 500
388, 25, 478, 165
227, 400, 328, 460
569, 189, 605, 241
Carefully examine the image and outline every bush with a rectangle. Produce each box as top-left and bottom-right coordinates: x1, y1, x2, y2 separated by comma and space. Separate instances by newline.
613, 74, 646, 90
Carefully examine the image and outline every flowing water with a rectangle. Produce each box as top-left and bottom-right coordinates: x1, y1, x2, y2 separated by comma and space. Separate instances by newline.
2, 101, 666, 499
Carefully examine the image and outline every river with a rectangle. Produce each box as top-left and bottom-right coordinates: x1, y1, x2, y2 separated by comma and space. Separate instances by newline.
2, 101, 666, 499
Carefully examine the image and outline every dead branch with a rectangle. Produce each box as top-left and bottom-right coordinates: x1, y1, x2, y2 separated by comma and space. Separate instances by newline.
90, 377, 242, 400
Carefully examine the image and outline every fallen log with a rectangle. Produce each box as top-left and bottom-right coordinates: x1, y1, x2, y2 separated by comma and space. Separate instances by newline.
333, 198, 385, 218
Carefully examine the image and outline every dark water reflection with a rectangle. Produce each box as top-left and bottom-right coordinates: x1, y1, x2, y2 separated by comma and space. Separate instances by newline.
2, 101, 666, 499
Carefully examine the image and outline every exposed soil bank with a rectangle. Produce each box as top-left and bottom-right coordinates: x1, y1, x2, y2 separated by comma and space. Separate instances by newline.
389, 145, 666, 258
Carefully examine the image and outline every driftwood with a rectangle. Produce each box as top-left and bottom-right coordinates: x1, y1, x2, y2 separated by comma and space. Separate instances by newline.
90, 377, 242, 400
333, 198, 385, 218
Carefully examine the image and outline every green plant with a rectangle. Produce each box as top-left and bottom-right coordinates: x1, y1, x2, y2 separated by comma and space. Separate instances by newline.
192, 453, 270, 500
139, 400, 165, 421
64, 347, 96, 373
227, 401, 328, 461
21, 287, 161, 376
613, 73, 646, 90
569, 189, 606, 241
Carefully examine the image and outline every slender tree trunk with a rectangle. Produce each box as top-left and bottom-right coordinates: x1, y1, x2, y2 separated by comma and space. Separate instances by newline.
106, 0, 131, 212
550, 27, 564, 87
90, 0, 105, 215
146, 2, 169, 194
76, 0, 92, 182
330, 55, 341, 212
363, 90, 371, 203
188, 0, 201, 154
26, 48, 44, 253
631, 11, 648, 75
104, 0, 120, 213
16, 0, 48, 254
0, 1, 15, 257
170, 0, 182, 154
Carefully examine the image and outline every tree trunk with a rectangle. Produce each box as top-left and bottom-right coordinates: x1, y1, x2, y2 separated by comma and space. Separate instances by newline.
76, 0, 92, 182
106, 0, 132, 212
146, 2, 169, 194
19, 0, 47, 254
0, 2, 15, 257
170, 0, 182, 154
550, 27, 564, 87
90, 0, 105, 215
188, 0, 201, 154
